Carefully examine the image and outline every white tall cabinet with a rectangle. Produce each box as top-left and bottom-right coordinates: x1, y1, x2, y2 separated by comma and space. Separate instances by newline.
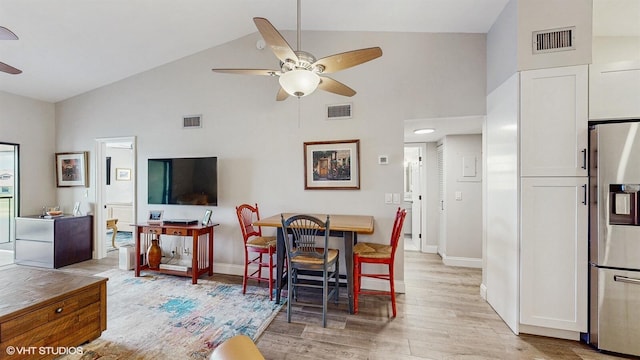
519, 65, 589, 335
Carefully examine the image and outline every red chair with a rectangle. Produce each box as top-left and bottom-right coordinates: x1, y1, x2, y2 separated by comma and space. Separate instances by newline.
236, 203, 277, 300
353, 207, 407, 317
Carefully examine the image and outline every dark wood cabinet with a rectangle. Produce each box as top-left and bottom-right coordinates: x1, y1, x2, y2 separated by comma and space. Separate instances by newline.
15, 215, 93, 268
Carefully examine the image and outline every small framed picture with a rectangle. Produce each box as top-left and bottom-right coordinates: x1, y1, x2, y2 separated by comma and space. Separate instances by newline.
148, 210, 164, 225
202, 209, 213, 226
115, 168, 131, 181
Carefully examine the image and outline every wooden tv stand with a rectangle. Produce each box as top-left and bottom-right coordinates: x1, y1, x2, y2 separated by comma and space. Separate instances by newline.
134, 223, 216, 284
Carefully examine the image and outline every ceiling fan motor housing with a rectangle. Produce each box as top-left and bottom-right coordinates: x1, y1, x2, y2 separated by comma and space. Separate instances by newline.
281, 50, 323, 74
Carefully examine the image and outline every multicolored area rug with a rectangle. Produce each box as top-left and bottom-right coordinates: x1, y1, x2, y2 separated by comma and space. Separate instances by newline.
62, 269, 283, 360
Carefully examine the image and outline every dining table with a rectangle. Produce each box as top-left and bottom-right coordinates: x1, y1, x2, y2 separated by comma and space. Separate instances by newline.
253, 212, 374, 314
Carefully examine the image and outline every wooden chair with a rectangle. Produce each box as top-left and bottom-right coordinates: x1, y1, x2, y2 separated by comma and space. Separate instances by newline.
235, 203, 277, 300
353, 207, 407, 317
281, 214, 339, 327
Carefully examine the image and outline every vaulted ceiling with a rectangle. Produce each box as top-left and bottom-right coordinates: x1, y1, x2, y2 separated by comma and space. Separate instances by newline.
0, 0, 510, 103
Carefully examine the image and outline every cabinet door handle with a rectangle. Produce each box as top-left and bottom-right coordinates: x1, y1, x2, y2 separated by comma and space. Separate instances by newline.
581, 148, 587, 170
582, 184, 588, 205
55, 307, 63, 314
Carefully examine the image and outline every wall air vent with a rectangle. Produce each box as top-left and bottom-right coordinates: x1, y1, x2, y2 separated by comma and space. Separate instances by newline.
532, 26, 575, 54
326, 103, 352, 120
183, 115, 202, 129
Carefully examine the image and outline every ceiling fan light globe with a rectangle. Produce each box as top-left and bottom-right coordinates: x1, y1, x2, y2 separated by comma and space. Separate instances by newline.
279, 70, 320, 98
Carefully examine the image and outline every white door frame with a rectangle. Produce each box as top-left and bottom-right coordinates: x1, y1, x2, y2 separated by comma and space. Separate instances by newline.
94, 136, 137, 259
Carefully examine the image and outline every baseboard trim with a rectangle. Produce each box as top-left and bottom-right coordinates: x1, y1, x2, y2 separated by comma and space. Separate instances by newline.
519, 324, 581, 341
213, 263, 244, 276
442, 255, 482, 268
211, 263, 406, 293
480, 283, 487, 300
361, 278, 406, 294
422, 245, 438, 254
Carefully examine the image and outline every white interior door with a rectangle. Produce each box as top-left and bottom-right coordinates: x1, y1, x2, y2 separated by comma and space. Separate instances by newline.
403, 144, 426, 251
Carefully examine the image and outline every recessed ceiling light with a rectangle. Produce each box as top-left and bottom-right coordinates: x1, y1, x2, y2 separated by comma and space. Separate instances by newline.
414, 128, 435, 134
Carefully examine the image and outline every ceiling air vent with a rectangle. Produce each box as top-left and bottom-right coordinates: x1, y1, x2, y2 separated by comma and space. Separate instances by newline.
326, 103, 352, 120
532, 26, 575, 54
183, 115, 202, 129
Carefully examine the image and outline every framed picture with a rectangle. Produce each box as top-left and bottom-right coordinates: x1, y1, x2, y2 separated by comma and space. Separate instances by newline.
55, 152, 89, 187
304, 139, 360, 190
147, 210, 164, 225
116, 168, 131, 181
202, 209, 213, 226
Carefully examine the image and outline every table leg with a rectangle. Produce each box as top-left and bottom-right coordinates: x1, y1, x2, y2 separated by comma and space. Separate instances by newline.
275, 227, 285, 304
208, 227, 214, 276
345, 231, 355, 314
134, 227, 140, 277
192, 233, 198, 284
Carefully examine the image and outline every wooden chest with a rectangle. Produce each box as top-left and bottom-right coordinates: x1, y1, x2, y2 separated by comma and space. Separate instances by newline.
0, 267, 107, 360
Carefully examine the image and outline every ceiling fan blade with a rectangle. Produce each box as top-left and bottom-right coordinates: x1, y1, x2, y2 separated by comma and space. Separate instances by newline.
211, 68, 280, 76
0, 61, 22, 75
253, 17, 299, 64
318, 76, 356, 97
0, 26, 18, 40
276, 87, 289, 101
313, 47, 382, 74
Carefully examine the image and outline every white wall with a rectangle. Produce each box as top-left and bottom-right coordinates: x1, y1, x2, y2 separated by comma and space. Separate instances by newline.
517, 0, 593, 71
106, 146, 134, 204
49, 30, 486, 281
487, 0, 518, 94
0, 91, 56, 215
440, 134, 483, 267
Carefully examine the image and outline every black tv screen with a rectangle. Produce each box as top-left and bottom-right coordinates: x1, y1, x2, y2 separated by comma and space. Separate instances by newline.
148, 157, 217, 206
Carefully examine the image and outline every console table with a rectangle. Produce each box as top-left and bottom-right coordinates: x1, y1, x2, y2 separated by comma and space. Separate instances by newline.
134, 223, 216, 284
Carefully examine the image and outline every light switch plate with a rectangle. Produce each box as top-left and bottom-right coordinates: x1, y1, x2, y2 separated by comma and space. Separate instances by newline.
385, 193, 393, 204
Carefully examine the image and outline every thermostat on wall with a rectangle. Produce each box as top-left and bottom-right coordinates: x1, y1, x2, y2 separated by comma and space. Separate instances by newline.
378, 155, 389, 165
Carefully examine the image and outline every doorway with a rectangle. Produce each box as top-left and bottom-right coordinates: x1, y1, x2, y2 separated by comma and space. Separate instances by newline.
403, 144, 426, 252
95, 137, 136, 260
0, 143, 18, 266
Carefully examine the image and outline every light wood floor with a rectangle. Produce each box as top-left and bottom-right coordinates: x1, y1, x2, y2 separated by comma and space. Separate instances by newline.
57, 251, 628, 360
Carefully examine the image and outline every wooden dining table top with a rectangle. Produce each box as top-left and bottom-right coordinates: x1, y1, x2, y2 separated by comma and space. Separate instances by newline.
254, 213, 375, 235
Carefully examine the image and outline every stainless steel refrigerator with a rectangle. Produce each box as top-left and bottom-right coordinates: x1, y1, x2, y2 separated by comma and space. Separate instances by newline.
589, 120, 640, 357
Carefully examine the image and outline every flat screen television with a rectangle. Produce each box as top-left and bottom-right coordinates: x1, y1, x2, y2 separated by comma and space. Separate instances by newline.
148, 157, 217, 206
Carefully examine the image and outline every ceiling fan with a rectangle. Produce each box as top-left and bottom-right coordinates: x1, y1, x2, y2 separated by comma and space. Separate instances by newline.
212, 0, 382, 101
0, 26, 21, 74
